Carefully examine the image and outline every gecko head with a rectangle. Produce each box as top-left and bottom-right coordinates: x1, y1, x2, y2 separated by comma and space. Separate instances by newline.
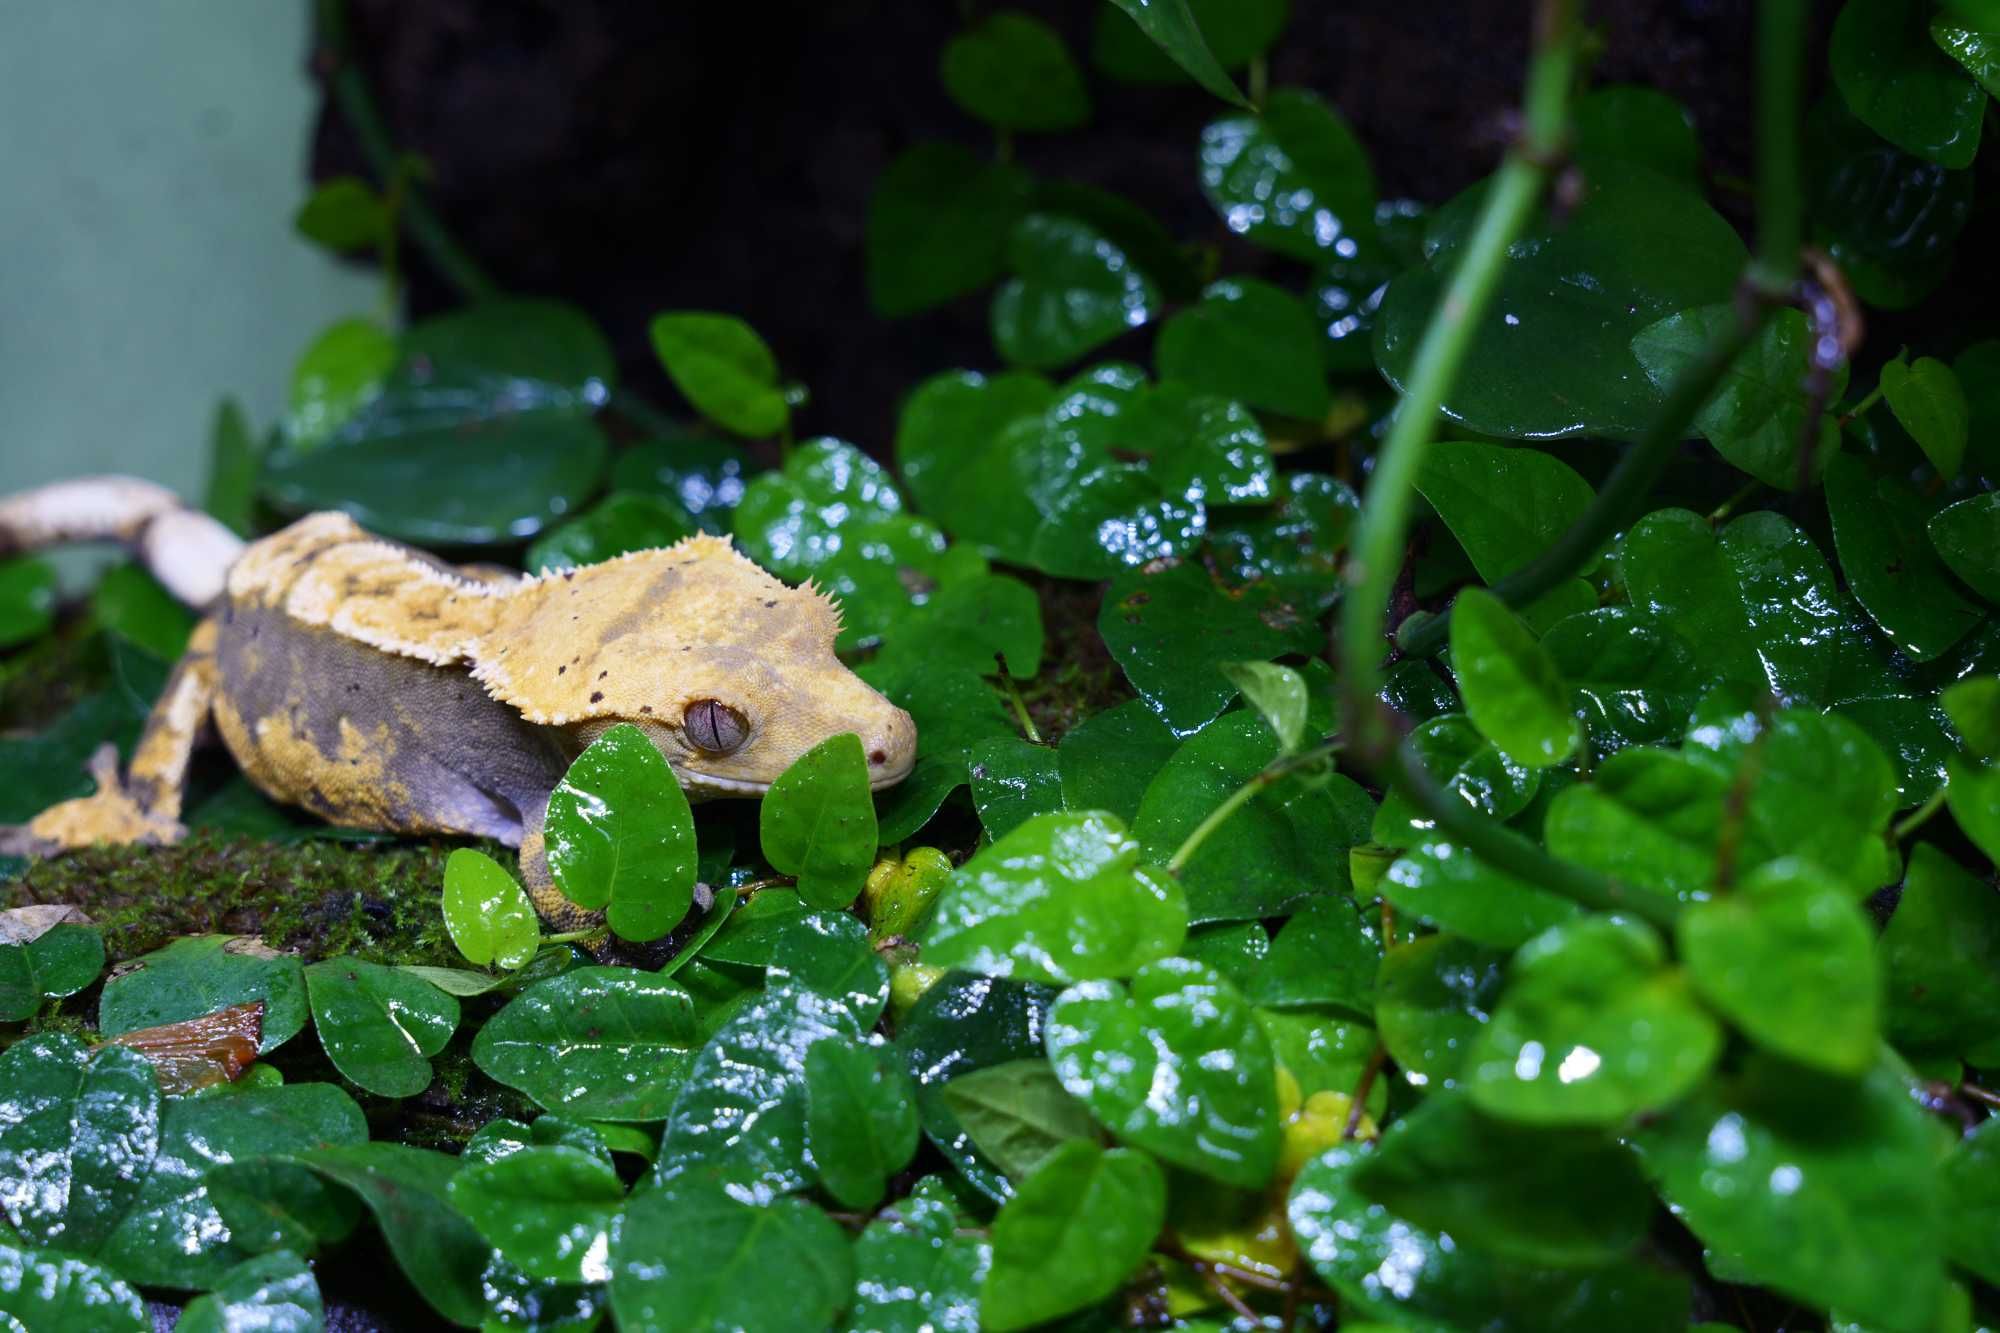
471, 534, 916, 798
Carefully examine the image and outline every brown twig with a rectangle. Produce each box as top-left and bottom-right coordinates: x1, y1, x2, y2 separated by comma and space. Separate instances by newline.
1344, 1042, 1389, 1140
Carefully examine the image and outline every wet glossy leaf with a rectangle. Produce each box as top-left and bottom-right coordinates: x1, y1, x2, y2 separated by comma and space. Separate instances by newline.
1929, 492, 2000, 603
649, 312, 787, 437
968, 736, 1064, 839
1290, 1143, 1692, 1333
1832, 0, 1984, 167
610, 1178, 853, 1333
177, 1250, 322, 1333
654, 982, 865, 1197
449, 1145, 623, 1283
1631, 304, 1844, 487
463, 1112, 614, 1168
609, 436, 751, 531
1678, 858, 1881, 1075
1047, 957, 1279, 1187
704, 891, 890, 1022
940, 1059, 1100, 1182
1942, 1116, 2000, 1287
869, 566, 1043, 678
546, 722, 697, 942
1934, 18, 2000, 94
206, 1157, 363, 1258
0, 1036, 159, 1253
1945, 676, 2000, 759
0, 556, 56, 648
1372, 713, 1539, 847
893, 368, 1054, 556
1542, 607, 1704, 757
1466, 915, 1721, 1126
1947, 751, 2000, 865
1573, 85, 1703, 184
1382, 838, 1582, 950
1807, 97, 1973, 310
868, 144, 1032, 317
1155, 277, 1332, 420
1209, 471, 1357, 612
1199, 89, 1374, 262
920, 810, 1185, 986
981, 1141, 1165, 1332
1374, 935, 1507, 1090
304, 959, 458, 1097
289, 1143, 489, 1327
942, 11, 1089, 132
1880, 843, 2000, 1056
992, 214, 1160, 370
524, 491, 698, 574
1100, 560, 1315, 735
841, 1176, 989, 1333
286, 316, 395, 448
473, 966, 700, 1120
1451, 586, 1578, 768
0, 923, 101, 1021
92, 563, 195, 661
0, 1241, 147, 1333
1825, 453, 1984, 662
1630, 1056, 1947, 1331
443, 847, 540, 971
1882, 355, 1970, 477
1248, 896, 1380, 1018
1353, 1088, 1652, 1267
730, 436, 905, 580
1136, 711, 1373, 923
1377, 162, 1745, 438
1056, 699, 1180, 824
804, 1038, 920, 1209
862, 661, 1015, 844
1034, 178, 1203, 301
1619, 509, 1845, 703
1100, 0, 1253, 105
1415, 441, 1594, 583
99, 934, 307, 1055
759, 732, 878, 909
1219, 660, 1310, 754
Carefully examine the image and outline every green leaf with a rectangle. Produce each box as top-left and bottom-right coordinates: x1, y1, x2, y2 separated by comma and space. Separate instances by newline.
1154, 278, 1332, 421
473, 966, 700, 1120
1247, 896, 1380, 1017
448, 1144, 623, 1284
205, 397, 264, 535
648, 312, 788, 438
1678, 858, 1881, 1076
1832, 0, 1985, 167
1414, 441, 1595, 584
870, 567, 1043, 678
968, 736, 1065, 840
841, 1176, 989, 1333
1543, 607, 1704, 756
1290, 1144, 1692, 1333
1881, 354, 1971, 476
729, 436, 905, 580
939, 1059, 1100, 1182
862, 661, 1016, 844
98, 934, 308, 1055
1573, 85, 1703, 184
654, 982, 866, 1197
442, 847, 540, 971
1351, 1088, 1653, 1268
462, 1112, 615, 1168
1375, 935, 1508, 1090
981, 1141, 1166, 1332
92, 563, 195, 662
1629, 1056, 1948, 1331
1930, 493, 2000, 603
1881, 843, 2000, 1056
611, 1179, 853, 1333
1934, 18, 2000, 95
1942, 1116, 2000, 1287
759, 733, 879, 909
293, 176, 387, 251
524, 491, 698, 575
304, 959, 458, 1097
1378, 162, 1746, 438
1807, 97, 1972, 311
0, 1242, 147, 1333
703, 893, 890, 1022
1947, 751, 2000, 866
1219, 660, 1311, 754
1381, 839, 1581, 950
1102, 0, 1253, 106
176, 1251, 322, 1333
1046, 957, 1279, 1187
1209, 472, 1358, 613
992, 214, 1160, 370
867, 144, 1032, 317
920, 810, 1186, 986
1466, 916, 1722, 1126
0, 1036, 159, 1252
803, 1038, 920, 1209
1620, 508, 1846, 703
206, 1157, 363, 1259
609, 435, 750, 532
546, 722, 698, 942
1450, 586, 1578, 768
1057, 699, 1181, 824
1100, 560, 1316, 735
1372, 713, 1539, 847
941, 11, 1089, 132
1824, 452, 1984, 662
1631, 304, 1844, 488
1199, 90, 1375, 262
0, 557, 56, 649
1945, 676, 2000, 759
893, 368, 1054, 556
0, 924, 101, 1022
286, 316, 396, 449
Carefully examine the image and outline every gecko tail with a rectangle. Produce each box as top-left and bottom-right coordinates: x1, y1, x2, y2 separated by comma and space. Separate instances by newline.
0, 476, 245, 608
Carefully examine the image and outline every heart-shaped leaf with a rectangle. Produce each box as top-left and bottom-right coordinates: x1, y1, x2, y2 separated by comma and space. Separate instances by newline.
473, 966, 701, 1120
760, 733, 879, 909
545, 722, 698, 942
649, 311, 788, 438
304, 960, 459, 1098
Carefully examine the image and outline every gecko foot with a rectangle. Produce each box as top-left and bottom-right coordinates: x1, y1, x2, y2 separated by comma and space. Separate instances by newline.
0, 744, 187, 856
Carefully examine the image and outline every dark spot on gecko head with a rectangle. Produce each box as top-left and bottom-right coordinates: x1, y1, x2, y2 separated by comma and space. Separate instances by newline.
597, 670, 608, 680
590, 691, 604, 703
639, 705, 653, 714
563, 571, 574, 581
763, 599, 777, 608
557, 665, 566, 674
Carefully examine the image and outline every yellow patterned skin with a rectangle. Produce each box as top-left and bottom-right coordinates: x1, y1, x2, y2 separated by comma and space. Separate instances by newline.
9, 510, 916, 925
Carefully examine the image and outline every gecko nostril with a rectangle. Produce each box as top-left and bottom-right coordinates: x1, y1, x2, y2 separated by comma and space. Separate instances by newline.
869, 749, 888, 765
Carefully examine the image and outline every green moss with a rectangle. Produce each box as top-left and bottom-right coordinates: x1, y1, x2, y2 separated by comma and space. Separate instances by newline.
1018, 575, 1132, 744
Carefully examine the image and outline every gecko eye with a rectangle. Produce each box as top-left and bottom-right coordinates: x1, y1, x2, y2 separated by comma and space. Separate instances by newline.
684, 699, 749, 755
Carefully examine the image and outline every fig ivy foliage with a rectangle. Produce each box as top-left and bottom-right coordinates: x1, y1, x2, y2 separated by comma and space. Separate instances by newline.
7, 2, 2000, 1331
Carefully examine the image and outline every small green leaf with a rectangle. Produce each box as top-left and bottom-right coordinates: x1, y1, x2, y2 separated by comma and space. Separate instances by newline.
968, 736, 1065, 840
609, 435, 750, 531
1574, 85, 1703, 184
704, 892, 891, 1022
0, 1036, 160, 1253
293, 176, 388, 252
992, 214, 1160, 370
1047, 958, 1279, 1187
760, 733, 879, 909
92, 564, 195, 662
1831, 452, 1985, 661
1944, 676, 2000, 759
867, 144, 1032, 317
1102, 0, 1253, 106
1248, 896, 1380, 1018
1928, 492, 2000, 604
981, 1141, 1166, 1332
286, 317, 396, 449
1450, 586, 1578, 768
1543, 607, 1704, 756
205, 398, 263, 536
920, 811, 1186, 986
842, 1176, 989, 1333
1466, 916, 1722, 1126
729, 436, 906, 580
1209, 472, 1358, 613
546, 722, 698, 942
176, 1251, 322, 1333
1415, 441, 1595, 584
0, 1241, 148, 1333
1372, 713, 1539, 847
1831, 0, 1985, 167
442, 848, 539, 971
0, 557, 57, 649
1154, 278, 1333, 421
1880, 354, 1971, 476
1382, 838, 1582, 950
1219, 660, 1311, 754
648, 311, 788, 437
1942, 1116, 2000, 1287
1057, 698, 1183, 825
1375, 935, 1507, 1089
0, 924, 102, 1022
473, 966, 700, 1121
304, 960, 458, 1098
941, 11, 1089, 132
804, 1038, 920, 1210
448, 1145, 623, 1283
1947, 751, 2000, 866
939, 1059, 1100, 1182
1199, 90, 1375, 261
1881, 843, 2000, 1057
524, 491, 698, 575
98, 934, 308, 1055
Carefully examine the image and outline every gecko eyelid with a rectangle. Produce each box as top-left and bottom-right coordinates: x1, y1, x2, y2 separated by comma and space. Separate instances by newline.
685, 699, 749, 754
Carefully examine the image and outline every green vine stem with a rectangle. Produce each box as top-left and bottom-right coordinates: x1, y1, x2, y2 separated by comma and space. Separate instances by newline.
1337, 0, 1584, 760
1166, 741, 1340, 873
